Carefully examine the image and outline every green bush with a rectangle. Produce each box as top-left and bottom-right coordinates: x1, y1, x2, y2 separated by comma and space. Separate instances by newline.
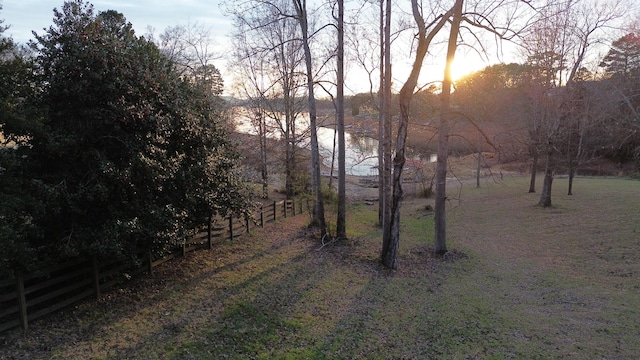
0, 1, 253, 275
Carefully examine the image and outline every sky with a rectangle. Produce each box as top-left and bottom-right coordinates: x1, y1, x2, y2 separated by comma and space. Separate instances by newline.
0, 0, 504, 95
1, 0, 240, 91
1, 0, 232, 45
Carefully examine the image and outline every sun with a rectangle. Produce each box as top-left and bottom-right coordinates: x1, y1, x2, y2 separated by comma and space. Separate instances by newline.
450, 55, 484, 81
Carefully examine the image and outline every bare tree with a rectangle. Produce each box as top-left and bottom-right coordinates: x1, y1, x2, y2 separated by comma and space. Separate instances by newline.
293, 0, 327, 237
336, 0, 347, 239
154, 22, 222, 92
564, 0, 628, 194
519, 0, 627, 206
378, 0, 387, 228
342, 0, 386, 225
381, 0, 453, 269
434, 0, 464, 255
229, 34, 274, 198
380, 0, 393, 259
226, 0, 309, 199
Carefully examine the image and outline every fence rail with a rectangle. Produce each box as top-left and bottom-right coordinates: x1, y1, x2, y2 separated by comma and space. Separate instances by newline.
0, 199, 307, 334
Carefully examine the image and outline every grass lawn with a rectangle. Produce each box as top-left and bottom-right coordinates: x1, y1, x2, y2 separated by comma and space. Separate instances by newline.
1, 176, 639, 359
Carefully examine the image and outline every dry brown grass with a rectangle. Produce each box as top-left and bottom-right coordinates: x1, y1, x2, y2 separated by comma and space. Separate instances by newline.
1, 176, 639, 359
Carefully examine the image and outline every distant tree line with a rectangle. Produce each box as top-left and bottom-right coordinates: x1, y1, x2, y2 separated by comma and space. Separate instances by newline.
454, 31, 640, 197
0, 0, 253, 278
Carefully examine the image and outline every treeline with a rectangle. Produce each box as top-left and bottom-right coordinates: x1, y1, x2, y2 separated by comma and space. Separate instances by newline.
0, 1, 253, 278
454, 59, 640, 168
348, 37, 640, 174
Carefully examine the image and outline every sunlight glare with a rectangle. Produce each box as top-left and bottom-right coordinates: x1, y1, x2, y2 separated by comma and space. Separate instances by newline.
450, 56, 483, 81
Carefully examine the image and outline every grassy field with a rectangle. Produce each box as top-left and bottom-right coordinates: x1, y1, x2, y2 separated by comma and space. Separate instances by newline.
1, 176, 639, 359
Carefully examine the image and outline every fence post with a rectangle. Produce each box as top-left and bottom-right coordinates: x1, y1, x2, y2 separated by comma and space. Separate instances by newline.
292, 199, 296, 216
260, 205, 264, 227
284, 200, 288, 218
245, 213, 250, 235
273, 201, 277, 222
147, 250, 153, 274
229, 214, 234, 239
207, 215, 213, 250
91, 256, 101, 299
15, 272, 28, 331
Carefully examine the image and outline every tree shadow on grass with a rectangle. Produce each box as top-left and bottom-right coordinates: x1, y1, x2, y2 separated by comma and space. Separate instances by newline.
0, 222, 321, 358
1, 221, 474, 359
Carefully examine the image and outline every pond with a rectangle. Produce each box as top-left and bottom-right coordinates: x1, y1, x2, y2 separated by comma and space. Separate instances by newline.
315, 127, 437, 176
234, 112, 435, 177
316, 127, 379, 176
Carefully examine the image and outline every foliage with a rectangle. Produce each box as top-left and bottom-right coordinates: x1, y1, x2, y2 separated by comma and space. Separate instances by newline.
321, 182, 338, 205
0, 17, 49, 276
456, 63, 538, 92
290, 168, 311, 196
0, 0, 252, 276
598, 32, 640, 165
600, 32, 640, 78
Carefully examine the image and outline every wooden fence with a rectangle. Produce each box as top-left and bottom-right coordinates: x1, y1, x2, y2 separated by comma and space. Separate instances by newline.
0, 199, 308, 333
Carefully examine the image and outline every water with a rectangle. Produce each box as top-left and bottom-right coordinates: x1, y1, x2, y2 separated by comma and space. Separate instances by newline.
234, 111, 434, 177
316, 128, 379, 176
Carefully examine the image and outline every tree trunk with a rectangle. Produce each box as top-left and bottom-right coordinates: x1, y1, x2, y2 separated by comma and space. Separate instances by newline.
293, 0, 326, 237
336, 0, 346, 239
282, 66, 295, 198
258, 109, 269, 198
377, 0, 384, 226
538, 149, 553, 207
285, 128, 293, 197
381, 0, 453, 268
567, 162, 575, 196
434, 0, 463, 256
476, 149, 481, 189
381, 0, 393, 255
329, 126, 336, 189
528, 145, 538, 193
568, 116, 585, 196
476, 131, 481, 189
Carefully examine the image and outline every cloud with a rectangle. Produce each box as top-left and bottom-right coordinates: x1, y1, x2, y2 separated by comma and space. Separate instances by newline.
1, 0, 231, 44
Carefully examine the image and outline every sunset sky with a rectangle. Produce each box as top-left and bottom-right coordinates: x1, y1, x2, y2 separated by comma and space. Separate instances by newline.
1, 0, 501, 94
2, 0, 231, 45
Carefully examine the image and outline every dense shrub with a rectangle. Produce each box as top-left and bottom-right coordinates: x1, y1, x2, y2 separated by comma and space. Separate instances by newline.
0, 1, 253, 277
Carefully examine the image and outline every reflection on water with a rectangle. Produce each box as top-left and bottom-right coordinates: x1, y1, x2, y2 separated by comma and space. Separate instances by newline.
316, 127, 379, 176
317, 128, 438, 176
233, 111, 434, 176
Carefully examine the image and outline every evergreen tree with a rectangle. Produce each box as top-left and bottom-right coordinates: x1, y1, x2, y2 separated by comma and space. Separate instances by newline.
600, 33, 640, 78
1, 0, 252, 275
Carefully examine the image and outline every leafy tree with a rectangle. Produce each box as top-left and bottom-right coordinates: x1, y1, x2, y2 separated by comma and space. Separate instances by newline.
0, 16, 46, 277
11, 0, 251, 266
599, 31, 640, 166
600, 32, 640, 78
454, 63, 534, 161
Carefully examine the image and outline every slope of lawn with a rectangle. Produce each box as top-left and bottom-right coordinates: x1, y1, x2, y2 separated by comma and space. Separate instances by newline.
1, 176, 639, 359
